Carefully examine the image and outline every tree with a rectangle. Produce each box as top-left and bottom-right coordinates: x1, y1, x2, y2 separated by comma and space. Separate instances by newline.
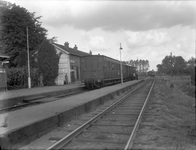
135, 59, 139, 71
128, 59, 149, 73
37, 40, 59, 86
173, 56, 186, 74
0, 1, 47, 67
160, 55, 188, 75
162, 55, 172, 74
141, 60, 145, 72
186, 57, 196, 72
156, 64, 163, 73
0, 0, 13, 52
186, 57, 196, 83
129, 60, 134, 66
144, 60, 149, 72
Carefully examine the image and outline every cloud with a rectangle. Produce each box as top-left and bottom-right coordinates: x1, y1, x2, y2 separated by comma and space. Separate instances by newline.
39, 1, 196, 32
124, 30, 172, 50
172, 37, 195, 60
9, 1, 196, 32
81, 33, 110, 54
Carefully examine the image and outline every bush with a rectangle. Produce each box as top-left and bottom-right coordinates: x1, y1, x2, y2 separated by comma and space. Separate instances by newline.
6, 67, 40, 89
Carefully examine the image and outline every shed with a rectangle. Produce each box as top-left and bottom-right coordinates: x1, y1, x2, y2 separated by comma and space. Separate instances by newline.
0, 54, 9, 91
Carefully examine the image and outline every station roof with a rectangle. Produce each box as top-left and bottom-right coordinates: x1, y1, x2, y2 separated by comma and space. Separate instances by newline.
53, 43, 90, 57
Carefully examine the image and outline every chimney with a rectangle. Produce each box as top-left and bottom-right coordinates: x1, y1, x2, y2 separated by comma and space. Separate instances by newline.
73, 44, 78, 50
89, 50, 92, 55
64, 42, 69, 48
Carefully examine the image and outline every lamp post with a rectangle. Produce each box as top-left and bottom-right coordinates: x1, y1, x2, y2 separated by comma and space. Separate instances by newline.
26, 26, 31, 88
120, 43, 123, 84
194, 16, 196, 133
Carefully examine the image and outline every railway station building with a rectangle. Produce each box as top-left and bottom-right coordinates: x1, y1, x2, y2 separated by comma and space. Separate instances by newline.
53, 42, 90, 85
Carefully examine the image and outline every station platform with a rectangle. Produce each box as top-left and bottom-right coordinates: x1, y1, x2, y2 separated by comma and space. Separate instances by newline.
0, 82, 84, 101
0, 79, 145, 149
0, 82, 84, 109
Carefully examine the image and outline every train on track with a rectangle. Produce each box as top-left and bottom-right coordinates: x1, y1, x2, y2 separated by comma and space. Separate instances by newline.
80, 55, 138, 89
147, 70, 156, 77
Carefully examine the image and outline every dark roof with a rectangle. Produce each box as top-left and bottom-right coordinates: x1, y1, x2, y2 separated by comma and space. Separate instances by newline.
53, 43, 90, 57
0, 53, 9, 61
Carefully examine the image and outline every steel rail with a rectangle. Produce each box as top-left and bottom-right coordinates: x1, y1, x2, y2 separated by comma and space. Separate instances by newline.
124, 78, 155, 150
46, 80, 148, 150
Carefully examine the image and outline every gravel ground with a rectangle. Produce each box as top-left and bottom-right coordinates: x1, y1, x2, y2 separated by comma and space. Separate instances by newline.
133, 76, 196, 150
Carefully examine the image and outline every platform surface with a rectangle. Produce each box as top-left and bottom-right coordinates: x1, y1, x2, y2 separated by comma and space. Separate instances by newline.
0, 82, 83, 101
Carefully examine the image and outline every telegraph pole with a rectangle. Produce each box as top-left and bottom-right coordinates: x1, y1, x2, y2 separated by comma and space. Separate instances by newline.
194, 16, 196, 133
120, 43, 123, 84
170, 52, 173, 78
27, 26, 31, 88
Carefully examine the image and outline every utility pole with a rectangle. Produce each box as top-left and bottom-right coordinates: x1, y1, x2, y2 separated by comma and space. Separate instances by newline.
27, 26, 31, 88
194, 16, 196, 133
120, 43, 123, 84
170, 52, 173, 78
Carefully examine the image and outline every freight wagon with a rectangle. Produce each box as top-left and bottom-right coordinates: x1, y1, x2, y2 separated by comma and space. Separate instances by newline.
80, 55, 138, 89
147, 70, 156, 77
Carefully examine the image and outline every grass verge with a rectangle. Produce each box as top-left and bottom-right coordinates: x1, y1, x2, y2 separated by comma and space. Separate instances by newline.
133, 76, 196, 150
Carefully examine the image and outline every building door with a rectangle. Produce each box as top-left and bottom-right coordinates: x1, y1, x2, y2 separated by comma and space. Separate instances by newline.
76, 66, 79, 80
71, 71, 75, 83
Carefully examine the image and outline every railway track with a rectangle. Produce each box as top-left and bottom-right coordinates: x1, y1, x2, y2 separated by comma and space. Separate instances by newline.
46, 78, 155, 150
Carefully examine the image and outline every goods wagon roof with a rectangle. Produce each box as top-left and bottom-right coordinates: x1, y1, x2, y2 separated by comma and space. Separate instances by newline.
82, 55, 136, 69
54, 43, 90, 57
82, 55, 120, 62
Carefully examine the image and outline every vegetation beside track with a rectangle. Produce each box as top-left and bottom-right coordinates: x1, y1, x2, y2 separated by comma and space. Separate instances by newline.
174, 82, 195, 98
133, 76, 196, 150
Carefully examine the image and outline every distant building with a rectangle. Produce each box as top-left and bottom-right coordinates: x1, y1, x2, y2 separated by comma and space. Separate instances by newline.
0, 54, 9, 91
53, 42, 89, 85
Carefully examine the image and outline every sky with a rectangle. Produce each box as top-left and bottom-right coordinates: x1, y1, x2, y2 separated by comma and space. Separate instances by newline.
7, 0, 196, 70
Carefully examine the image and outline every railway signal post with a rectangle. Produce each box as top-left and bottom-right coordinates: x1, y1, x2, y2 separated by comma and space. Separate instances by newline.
120, 43, 123, 84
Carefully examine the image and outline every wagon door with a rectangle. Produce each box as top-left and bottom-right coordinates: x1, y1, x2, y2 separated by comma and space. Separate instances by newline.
81, 56, 92, 81
86, 56, 93, 79
97, 56, 103, 80
91, 56, 103, 80
91, 56, 97, 79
